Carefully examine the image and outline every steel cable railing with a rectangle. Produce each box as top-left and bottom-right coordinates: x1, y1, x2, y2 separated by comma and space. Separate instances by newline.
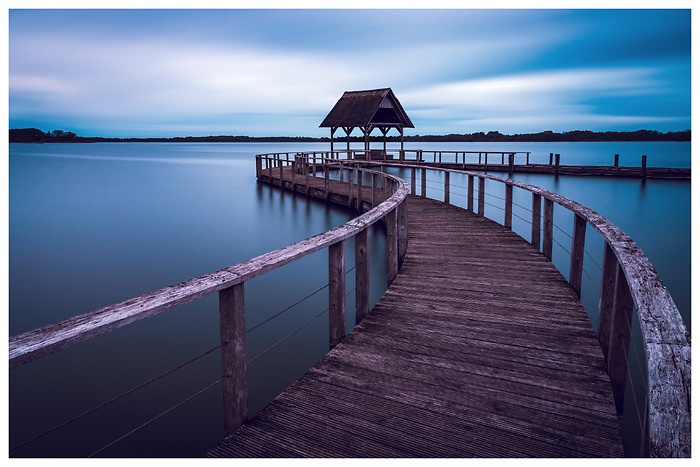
9, 343, 223, 453
87, 377, 224, 458
380, 161, 689, 457
10, 152, 409, 457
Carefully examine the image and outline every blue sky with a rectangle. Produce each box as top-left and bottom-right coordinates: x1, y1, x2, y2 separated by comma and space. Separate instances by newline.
6, 4, 693, 138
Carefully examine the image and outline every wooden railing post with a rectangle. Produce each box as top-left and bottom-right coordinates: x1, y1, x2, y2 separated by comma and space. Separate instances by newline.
219, 283, 248, 435
356, 167, 364, 211
508, 153, 515, 174
543, 198, 554, 260
255, 156, 262, 180
355, 229, 370, 324
477, 177, 485, 216
290, 154, 297, 190
329, 240, 346, 348
444, 171, 450, 204
371, 172, 377, 207
467, 175, 474, 212
385, 208, 399, 284
277, 154, 283, 185
324, 160, 330, 201
531, 193, 541, 248
410, 167, 416, 195
398, 198, 408, 268
421, 167, 427, 197
569, 213, 586, 297
347, 164, 353, 207
504, 184, 513, 229
597, 242, 634, 415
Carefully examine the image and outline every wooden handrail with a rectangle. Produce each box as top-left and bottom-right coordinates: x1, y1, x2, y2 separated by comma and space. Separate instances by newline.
9, 161, 409, 369
11, 153, 410, 439
378, 162, 690, 458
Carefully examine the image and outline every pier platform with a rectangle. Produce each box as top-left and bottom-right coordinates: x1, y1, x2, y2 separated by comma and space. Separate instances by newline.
206, 166, 624, 457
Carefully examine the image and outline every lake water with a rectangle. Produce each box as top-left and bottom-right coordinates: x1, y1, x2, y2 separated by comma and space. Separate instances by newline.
8, 141, 690, 457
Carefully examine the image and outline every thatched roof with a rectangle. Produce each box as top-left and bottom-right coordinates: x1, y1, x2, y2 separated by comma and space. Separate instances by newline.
319, 88, 414, 129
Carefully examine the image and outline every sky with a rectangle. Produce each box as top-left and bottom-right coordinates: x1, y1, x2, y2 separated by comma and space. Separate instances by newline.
5, 2, 694, 138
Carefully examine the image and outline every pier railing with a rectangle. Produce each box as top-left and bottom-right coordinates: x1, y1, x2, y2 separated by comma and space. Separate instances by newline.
267, 148, 689, 179
9, 150, 689, 457
373, 162, 690, 458
9, 158, 409, 454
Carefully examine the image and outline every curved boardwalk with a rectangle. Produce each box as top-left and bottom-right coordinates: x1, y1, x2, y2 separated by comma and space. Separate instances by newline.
206, 188, 624, 457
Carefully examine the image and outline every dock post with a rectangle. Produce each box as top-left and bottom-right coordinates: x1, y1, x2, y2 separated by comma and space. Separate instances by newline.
554, 154, 561, 176
328, 240, 346, 348
219, 283, 248, 435
614, 154, 620, 167
444, 171, 450, 204
398, 198, 408, 268
569, 214, 586, 297
477, 177, 485, 215
531, 193, 541, 248
421, 168, 427, 198
410, 167, 416, 195
305, 154, 310, 196
543, 198, 554, 260
642, 155, 647, 179
597, 242, 634, 415
356, 167, 364, 210
504, 184, 513, 229
508, 153, 515, 175
355, 229, 370, 324
549, 153, 553, 165
345, 164, 352, 207
467, 175, 474, 212
385, 208, 399, 285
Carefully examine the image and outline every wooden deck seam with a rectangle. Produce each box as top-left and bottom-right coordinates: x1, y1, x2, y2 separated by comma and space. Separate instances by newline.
206, 173, 624, 457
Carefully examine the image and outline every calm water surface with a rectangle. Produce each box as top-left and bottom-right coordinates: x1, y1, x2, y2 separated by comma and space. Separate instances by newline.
8, 141, 690, 457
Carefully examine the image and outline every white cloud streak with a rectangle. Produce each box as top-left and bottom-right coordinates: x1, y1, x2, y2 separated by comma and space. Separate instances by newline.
8, 10, 689, 136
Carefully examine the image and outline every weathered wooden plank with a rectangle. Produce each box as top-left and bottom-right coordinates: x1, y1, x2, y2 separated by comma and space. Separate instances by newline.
208, 193, 624, 458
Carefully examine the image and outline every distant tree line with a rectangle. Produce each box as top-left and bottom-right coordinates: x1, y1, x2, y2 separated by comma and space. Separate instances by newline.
10, 128, 80, 142
398, 129, 691, 142
9, 127, 691, 144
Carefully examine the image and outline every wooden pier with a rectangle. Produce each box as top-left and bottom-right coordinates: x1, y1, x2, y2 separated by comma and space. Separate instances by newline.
206, 166, 624, 457
10, 153, 688, 457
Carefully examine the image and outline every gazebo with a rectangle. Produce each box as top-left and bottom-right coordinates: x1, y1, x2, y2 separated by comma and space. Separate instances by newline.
319, 88, 414, 155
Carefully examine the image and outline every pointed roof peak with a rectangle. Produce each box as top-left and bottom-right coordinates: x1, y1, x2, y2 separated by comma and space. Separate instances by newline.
320, 87, 414, 129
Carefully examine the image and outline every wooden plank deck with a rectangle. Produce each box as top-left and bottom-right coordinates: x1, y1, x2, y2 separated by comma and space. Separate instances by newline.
205, 167, 624, 457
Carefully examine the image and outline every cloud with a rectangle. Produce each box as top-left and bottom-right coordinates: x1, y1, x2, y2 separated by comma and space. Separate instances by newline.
8, 9, 690, 136
399, 67, 674, 133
